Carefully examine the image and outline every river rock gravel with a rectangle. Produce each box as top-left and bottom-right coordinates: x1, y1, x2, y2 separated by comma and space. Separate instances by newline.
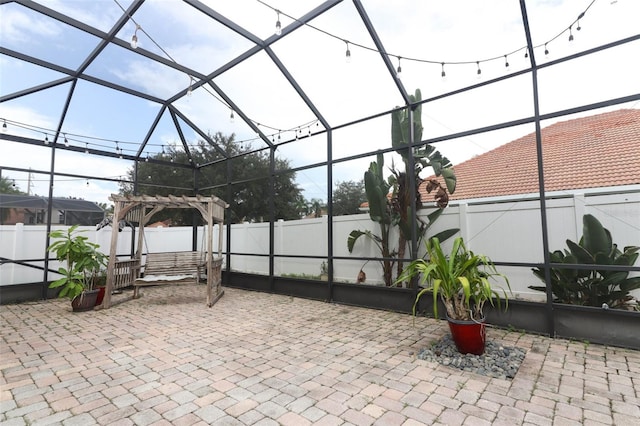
417, 334, 527, 379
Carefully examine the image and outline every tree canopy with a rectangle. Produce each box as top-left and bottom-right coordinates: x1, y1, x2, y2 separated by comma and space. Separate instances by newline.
1, 175, 26, 224
332, 179, 366, 216
0, 175, 23, 194
120, 133, 304, 224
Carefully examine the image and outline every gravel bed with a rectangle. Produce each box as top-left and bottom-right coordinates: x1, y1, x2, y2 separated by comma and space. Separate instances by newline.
417, 335, 527, 379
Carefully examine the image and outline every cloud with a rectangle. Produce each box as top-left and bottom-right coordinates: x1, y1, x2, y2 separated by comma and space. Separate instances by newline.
0, 6, 61, 44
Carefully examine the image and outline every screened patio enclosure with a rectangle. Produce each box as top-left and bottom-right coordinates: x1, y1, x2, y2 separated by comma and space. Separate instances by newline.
1, 0, 639, 346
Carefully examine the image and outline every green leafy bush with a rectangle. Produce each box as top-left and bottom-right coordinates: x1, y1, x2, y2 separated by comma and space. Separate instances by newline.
530, 214, 640, 309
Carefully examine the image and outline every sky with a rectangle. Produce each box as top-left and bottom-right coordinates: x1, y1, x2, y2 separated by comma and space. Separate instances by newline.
1, 0, 639, 206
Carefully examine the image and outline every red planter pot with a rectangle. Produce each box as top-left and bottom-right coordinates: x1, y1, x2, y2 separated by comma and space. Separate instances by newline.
95, 286, 106, 306
447, 316, 486, 355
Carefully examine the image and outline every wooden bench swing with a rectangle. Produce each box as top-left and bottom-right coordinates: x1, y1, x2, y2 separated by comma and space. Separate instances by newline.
102, 194, 228, 309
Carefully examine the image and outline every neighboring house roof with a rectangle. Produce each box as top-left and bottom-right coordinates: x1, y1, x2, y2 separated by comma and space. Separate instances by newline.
420, 108, 640, 202
147, 219, 173, 228
0, 194, 104, 212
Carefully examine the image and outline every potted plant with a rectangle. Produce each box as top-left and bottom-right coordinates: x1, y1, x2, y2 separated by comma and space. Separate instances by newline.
48, 225, 108, 312
397, 236, 510, 355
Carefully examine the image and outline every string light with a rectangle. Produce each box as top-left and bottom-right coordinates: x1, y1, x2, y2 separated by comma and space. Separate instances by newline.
130, 24, 140, 49
12, 179, 16, 188
568, 25, 574, 42
44, 134, 49, 145
476, 61, 482, 79
440, 62, 446, 79
2, 119, 7, 133
145, 153, 149, 162
86, 179, 90, 187
187, 76, 194, 96
577, 11, 584, 31
275, 10, 282, 36
64, 134, 69, 147
345, 41, 351, 63
254, 0, 595, 85
85, 143, 89, 154
116, 141, 123, 159
544, 43, 549, 57
396, 56, 402, 79
504, 55, 510, 69
230, 110, 235, 123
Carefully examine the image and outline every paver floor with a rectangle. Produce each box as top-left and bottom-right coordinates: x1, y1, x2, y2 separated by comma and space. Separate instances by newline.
1, 285, 639, 425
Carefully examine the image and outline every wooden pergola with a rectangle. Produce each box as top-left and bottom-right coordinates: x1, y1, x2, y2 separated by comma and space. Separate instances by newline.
102, 194, 228, 309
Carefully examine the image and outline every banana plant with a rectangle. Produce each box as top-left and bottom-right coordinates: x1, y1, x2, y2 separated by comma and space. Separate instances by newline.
348, 154, 395, 286
348, 89, 458, 286
530, 214, 640, 309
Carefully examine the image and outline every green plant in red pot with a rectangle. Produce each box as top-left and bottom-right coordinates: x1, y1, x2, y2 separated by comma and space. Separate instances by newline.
48, 225, 107, 312
397, 236, 510, 355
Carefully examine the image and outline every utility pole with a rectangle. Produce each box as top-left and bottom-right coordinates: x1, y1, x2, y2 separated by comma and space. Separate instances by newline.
27, 168, 34, 195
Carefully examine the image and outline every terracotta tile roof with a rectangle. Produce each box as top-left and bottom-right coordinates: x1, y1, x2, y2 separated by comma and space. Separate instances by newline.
421, 109, 640, 202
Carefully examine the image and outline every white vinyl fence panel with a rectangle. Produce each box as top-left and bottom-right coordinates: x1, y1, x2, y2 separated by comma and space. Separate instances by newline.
2, 189, 639, 301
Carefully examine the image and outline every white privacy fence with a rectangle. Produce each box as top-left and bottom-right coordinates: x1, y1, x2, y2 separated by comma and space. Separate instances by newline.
1, 188, 639, 301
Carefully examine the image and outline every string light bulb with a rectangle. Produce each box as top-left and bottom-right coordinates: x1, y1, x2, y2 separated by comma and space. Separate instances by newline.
440, 62, 446, 79
476, 61, 482, 79
85, 143, 89, 154
230, 110, 235, 123
504, 55, 510, 69
345, 41, 351, 63
577, 11, 584, 31
130, 24, 140, 49
568, 26, 574, 41
86, 180, 90, 187
396, 56, 402, 79
275, 10, 282, 36
544, 43, 549, 57
44, 134, 49, 145
2, 119, 7, 133
64, 134, 69, 147
187, 76, 194, 96
145, 153, 149, 162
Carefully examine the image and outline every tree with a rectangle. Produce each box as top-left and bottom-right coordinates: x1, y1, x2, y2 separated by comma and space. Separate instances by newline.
332, 179, 366, 216
96, 202, 113, 217
0, 176, 23, 194
307, 198, 324, 218
120, 132, 303, 224
388, 88, 456, 277
348, 89, 458, 286
1, 175, 26, 224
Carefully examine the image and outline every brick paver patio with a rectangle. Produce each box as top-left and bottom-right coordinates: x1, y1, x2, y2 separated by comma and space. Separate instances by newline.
1, 285, 639, 425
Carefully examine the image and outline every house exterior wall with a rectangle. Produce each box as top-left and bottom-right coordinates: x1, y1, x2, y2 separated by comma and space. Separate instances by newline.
2, 188, 639, 302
